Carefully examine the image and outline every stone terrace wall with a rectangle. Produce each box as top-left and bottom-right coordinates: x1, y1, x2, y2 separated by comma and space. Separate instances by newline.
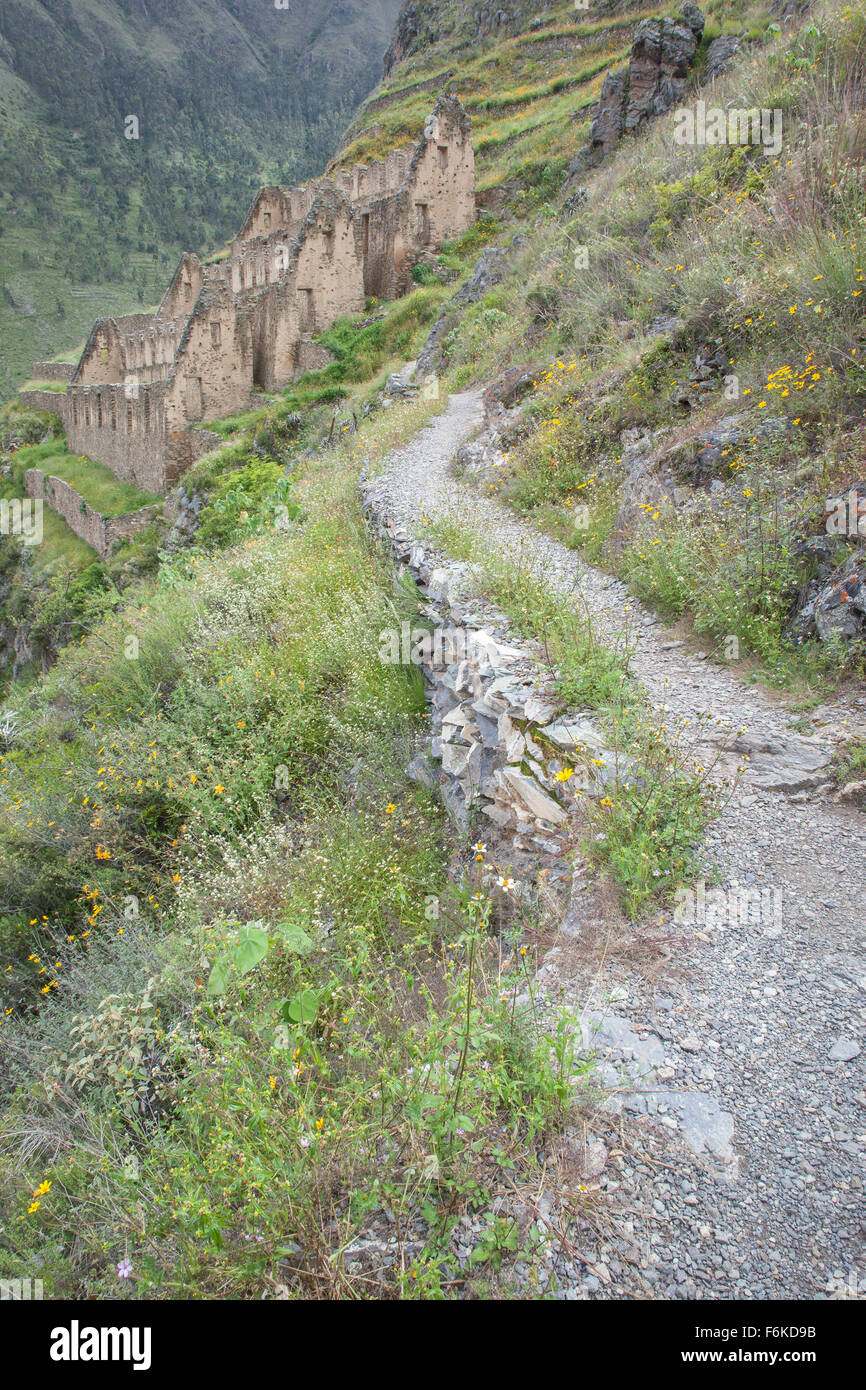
361, 473, 616, 912
24, 468, 160, 559
20, 389, 68, 419
32, 362, 75, 382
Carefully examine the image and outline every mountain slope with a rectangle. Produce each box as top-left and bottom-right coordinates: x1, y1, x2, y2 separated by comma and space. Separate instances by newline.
0, 0, 402, 394
334, 0, 678, 198
2, 0, 866, 1307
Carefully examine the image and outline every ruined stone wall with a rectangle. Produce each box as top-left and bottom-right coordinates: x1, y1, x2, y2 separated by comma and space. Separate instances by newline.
73, 320, 126, 386
32, 361, 74, 382
228, 97, 474, 310
235, 186, 300, 243
356, 189, 412, 299
350, 97, 475, 298
163, 422, 225, 488
236, 280, 301, 392
295, 339, 334, 375
230, 199, 364, 389
71, 305, 185, 392
24, 468, 160, 559
156, 252, 205, 326
292, 203, 365, 329
113, 313, 157, 333
405, 98, 476, 247
170, 282, 254, 422
64, 285, 253, 491
65, 380, 167, 494
20, 389, 67, 419
118, 322, 182, 382
229, 232, 290, 296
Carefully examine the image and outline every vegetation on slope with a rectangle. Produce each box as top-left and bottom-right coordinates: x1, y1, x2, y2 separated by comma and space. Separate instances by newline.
338, 0, 747, 199
1, 0, 864, 1301
410, 0, 866, 695
0, 367, 583, 1297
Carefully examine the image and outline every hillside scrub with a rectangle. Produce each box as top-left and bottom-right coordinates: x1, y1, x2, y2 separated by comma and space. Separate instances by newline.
339, 0, 669, 203
2, 0, 865, 1305
0, 391, 588, 1298
435, 1, 866, 693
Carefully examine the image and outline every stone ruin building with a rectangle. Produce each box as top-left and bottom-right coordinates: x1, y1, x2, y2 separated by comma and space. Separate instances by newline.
35, 96, 475, 497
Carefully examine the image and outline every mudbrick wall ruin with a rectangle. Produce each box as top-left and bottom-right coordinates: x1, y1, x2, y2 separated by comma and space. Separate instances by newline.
34, 96, 476, 498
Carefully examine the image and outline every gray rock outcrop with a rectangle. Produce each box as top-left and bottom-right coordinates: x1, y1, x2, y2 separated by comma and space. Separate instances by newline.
570, 5, 719, 175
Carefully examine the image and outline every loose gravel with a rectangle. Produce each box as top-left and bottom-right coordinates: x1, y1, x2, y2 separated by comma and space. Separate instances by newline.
367, 389, 866, 1300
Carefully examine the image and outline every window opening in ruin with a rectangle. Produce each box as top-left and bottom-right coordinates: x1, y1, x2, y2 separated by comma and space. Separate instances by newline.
127, 406, 134, 432
110, 400, 116, 430
186, 377, 203, 415
144, 396, 150, 432
97, 398, 103, 428
101, 347, 109, 365
184, 281, 192, 301
323, 229, 334, 257
298, 288, 315, 332
211, 322, 222, 347
361, 213, 370, 255
438, 145, 449, 170
263, 211, 271, 229
415, 202, 431, 244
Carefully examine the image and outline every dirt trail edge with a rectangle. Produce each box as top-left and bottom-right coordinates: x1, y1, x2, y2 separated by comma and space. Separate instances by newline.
365, 389, 866, 1301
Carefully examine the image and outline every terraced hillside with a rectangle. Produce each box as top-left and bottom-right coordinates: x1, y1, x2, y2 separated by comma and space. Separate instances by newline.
336, 0, 756, 202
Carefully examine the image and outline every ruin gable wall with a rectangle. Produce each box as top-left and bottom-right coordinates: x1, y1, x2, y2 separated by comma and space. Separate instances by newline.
156, 252, 205, 326
65, 380, 167, 495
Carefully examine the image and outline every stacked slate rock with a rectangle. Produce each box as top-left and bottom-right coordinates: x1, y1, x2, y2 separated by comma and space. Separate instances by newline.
359, 474, 619, 894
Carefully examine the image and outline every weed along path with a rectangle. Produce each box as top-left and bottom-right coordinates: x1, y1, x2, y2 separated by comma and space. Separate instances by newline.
365, 388, 866, 1299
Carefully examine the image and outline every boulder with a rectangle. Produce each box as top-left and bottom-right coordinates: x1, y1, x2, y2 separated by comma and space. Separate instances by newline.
573, 6, 707, 170
793, 551, 866, 643
834, 779, 866, 808
498, 768, 569, 825
698, 729, 832, 791
624, 17, 701, 133
539, 718, 607, 753
705, 34, 741, 81
453, 246, 507, 306
482, 364, 536, 416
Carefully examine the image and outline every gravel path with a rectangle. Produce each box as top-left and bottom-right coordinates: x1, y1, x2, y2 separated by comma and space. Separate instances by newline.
368, 389, 866, 1300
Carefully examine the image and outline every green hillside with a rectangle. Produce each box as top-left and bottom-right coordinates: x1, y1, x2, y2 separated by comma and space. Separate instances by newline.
1, 0, 865, 1306
337, 0, 735, 196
